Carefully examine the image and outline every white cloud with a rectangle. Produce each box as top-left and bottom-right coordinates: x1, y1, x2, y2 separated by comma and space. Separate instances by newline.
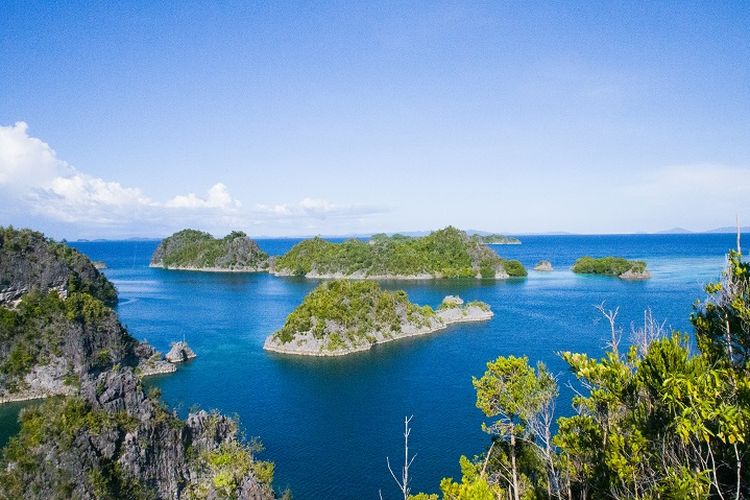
254, 197, 382, 220
166, 183, 241, 209
0, 121, 73, 189
0, 121, 240, 229
0, 122, 382, 237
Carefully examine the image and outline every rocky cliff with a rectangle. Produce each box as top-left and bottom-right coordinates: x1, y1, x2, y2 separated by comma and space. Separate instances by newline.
0, 227, 117, 307
0, 227, 279, 498
0, 227, 175, 402
0, 368, 275, 499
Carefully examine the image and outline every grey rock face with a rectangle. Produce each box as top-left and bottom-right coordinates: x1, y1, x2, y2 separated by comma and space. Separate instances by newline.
0, 227, 117, 307
534, 260, 554, 272
3, 369, 276, 499
165, 341, 197, 363
618, 268, 651, 280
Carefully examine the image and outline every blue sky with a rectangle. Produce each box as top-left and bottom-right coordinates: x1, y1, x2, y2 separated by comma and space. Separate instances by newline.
1, 1, 748, 238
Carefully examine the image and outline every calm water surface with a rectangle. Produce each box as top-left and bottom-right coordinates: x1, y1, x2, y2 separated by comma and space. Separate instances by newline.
0, 234, 737, 499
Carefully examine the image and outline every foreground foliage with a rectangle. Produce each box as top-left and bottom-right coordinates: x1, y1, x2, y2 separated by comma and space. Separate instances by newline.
411, 251, 749, 499
274, 227, 526, 278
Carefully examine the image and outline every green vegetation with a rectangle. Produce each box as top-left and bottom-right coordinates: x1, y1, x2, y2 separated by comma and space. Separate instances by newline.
410, 251, 750, 499
0, 291, 131, 390
571, 256, 647, 276
272, 280, 432, 348
151, 229, 269, 270
269, 280, 492, 354
0, 396, 144, 498
274, 226, 526, 278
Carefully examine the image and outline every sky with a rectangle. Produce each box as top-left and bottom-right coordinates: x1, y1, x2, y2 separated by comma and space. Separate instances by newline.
1, 1, 749, 239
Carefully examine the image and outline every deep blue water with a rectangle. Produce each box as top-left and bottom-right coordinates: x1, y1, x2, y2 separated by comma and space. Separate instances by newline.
0, 234, 738, 499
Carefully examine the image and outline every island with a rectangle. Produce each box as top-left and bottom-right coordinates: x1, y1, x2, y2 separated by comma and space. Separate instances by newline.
149, 228, 269, 271
475, 234, 521, 245
0, 227, 277, 498
534, 260, 554, 272
263, 280, 493, 356
271, 226, 527, 279
571, 256, 651, 279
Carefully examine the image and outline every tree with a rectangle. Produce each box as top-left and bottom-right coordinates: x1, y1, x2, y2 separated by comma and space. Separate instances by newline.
473, 356, 557, 500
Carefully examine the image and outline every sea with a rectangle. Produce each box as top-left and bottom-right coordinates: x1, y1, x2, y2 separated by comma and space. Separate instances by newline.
0, 233, 738, 499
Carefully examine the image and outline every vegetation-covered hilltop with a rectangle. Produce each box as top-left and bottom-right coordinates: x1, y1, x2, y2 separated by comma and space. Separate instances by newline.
1, 227, 117, 307
272, 227, 526, 279
264, 280, 492, 356
407, 251, 750, 499
571, 256, 650, 279
150, 229, 269, 271
0, 227, 280, 499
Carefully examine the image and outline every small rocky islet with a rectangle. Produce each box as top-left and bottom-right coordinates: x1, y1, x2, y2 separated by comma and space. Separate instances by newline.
534, 260, 554, 272
263, 280, 493, 356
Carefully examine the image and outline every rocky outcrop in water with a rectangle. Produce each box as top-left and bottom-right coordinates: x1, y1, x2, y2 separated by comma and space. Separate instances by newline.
165, 341, 197, 363
618, 268, 651, 280
534, 260, 554, 272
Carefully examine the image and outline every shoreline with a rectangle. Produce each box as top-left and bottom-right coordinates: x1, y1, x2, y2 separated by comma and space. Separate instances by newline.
271, 270, 515, 280
264, 307, 493, 357
149, 263, 267, 273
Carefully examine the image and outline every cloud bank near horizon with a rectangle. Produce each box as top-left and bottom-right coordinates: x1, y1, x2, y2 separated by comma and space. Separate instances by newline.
0, 122, 383, 238
0, 122, 748, 239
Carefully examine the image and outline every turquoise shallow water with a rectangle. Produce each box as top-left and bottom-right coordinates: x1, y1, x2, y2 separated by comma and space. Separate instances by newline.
0, 234, 738, 499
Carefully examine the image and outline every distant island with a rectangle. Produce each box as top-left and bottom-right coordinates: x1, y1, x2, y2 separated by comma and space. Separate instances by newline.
150, 229, 269, 272
475, 234, 521, 245
272, 226, 527, 279
571, 256, 650, 279
264, 280, 493, 356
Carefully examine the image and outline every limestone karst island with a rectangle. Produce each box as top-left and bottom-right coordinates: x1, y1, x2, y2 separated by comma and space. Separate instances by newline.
264, 280, 493, 356
0, 228, 275, 498
150, 229, 269, 272
272, 227, 527, 279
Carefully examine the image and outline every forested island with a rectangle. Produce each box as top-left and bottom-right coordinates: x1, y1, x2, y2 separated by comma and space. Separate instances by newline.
264, 280, 492, 356
0, 227, 279, 498
571, 256, 650, 279
475, 234, 521, 245
272, 227, 526, 280
150, 229, 269, 272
